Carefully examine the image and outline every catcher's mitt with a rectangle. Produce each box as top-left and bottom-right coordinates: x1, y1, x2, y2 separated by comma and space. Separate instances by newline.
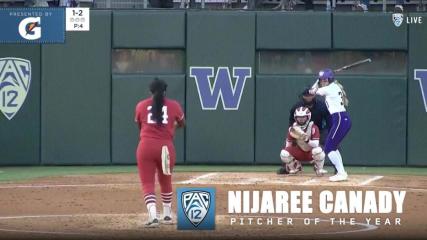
289, 126, 309, 141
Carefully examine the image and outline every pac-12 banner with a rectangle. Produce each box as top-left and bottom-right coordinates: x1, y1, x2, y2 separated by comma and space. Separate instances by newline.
0, 8, 65, 44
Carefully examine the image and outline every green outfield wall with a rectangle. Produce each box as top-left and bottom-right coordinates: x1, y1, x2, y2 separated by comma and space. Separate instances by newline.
0, 10, 426, 166
407, 13, 427, 166
185, 11, 256, 164
41, 10, 112, 165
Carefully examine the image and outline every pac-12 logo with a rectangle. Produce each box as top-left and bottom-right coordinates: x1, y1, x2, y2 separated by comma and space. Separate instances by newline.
414, 69, 427, 112
177, 187, 215, 230
392, 13, 404, 27
18, 17, 41, 40
190, 66, 251, 110
0, 58, 31, 120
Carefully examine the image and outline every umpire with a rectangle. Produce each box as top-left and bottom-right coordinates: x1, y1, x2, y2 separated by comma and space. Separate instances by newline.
277, 87, 331, 174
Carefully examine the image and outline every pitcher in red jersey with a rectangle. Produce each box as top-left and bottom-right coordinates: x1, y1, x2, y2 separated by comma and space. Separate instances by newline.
135, 78, 185, 228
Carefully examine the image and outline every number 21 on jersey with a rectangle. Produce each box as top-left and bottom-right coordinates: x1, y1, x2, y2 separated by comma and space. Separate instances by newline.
147, 106, 168, 124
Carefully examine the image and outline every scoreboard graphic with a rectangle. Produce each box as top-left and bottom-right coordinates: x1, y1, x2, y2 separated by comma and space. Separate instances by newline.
0, 8, 90, 43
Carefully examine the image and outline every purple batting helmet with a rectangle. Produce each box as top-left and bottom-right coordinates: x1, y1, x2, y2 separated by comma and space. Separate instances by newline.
318, 68, 334, 82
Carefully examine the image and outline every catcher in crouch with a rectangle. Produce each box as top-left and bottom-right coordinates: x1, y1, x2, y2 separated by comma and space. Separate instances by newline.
280, 107, 327, 176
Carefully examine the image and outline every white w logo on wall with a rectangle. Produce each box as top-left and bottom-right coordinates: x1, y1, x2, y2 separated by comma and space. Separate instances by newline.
0, 58, 31, 120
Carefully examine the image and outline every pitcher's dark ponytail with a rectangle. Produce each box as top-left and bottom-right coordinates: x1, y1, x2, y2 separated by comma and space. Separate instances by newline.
149, 78, 167, 125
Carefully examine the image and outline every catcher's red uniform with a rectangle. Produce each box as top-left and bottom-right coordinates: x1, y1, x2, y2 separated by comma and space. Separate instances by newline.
284, 123, 320, 161
135, 97, 184, 200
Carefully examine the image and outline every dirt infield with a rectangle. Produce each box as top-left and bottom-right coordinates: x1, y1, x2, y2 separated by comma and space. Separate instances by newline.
0, 172, 426, 240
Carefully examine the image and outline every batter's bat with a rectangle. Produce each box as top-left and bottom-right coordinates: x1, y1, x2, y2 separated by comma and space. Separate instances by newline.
334, 58, 372, 73
310, 58, 373, 93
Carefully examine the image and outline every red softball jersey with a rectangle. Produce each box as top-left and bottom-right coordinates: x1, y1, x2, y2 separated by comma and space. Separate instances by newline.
135, 97, 184, 141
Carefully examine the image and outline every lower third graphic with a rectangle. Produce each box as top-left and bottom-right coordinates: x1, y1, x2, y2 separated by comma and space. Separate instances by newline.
177, 187, 215, 230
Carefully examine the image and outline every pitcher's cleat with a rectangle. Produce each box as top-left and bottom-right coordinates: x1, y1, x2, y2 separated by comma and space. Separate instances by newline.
144, 218, 160, 228
329, 172, 348, 182
161, 216, 174, 225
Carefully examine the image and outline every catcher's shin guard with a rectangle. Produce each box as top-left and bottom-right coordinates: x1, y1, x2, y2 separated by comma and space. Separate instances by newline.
161, 146, 171, 175
286, 160, 302, 174
280, 150, 301, 174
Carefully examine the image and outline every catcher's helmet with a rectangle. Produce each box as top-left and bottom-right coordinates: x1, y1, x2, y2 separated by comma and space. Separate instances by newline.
294, 107, 311, 128
318, 68, 334, 83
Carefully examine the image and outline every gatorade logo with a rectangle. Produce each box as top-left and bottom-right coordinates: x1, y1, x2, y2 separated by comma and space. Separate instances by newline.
18, 17, 41, 40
